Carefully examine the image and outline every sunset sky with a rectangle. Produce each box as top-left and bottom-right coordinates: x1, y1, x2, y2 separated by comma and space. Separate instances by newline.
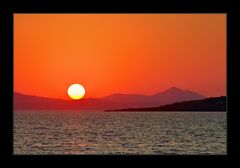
14, 14, 226, 100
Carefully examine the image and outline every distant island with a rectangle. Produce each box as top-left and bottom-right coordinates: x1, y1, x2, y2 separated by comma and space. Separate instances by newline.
105, 96, 226, 112
14, 87, 207, 110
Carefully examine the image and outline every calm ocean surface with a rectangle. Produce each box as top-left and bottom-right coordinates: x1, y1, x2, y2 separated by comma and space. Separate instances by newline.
14, 111, 226, 155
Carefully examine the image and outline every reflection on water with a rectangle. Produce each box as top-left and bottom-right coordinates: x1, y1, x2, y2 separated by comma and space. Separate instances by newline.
14, 111, 226, 155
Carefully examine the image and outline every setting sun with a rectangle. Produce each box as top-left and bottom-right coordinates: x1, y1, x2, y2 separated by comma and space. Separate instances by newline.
67, 84, 85, 100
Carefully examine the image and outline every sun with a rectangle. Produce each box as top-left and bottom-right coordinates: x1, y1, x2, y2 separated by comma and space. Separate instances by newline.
67, 84, 85, 100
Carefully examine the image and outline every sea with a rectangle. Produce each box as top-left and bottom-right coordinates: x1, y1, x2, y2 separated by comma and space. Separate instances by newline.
14, 111, 226, 155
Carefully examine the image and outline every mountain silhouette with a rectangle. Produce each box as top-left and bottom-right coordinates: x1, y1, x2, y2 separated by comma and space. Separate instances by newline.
14, 87, 206, 110
100, 87, 206, 108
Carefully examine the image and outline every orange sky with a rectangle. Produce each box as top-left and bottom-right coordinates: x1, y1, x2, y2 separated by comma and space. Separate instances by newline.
14, 14, 226, 99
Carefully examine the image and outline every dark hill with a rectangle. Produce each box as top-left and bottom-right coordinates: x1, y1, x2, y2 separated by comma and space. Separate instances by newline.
105, 96, 226, 112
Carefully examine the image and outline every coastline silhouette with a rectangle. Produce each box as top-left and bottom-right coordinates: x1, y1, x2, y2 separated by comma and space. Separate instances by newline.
13, 87, 223, 111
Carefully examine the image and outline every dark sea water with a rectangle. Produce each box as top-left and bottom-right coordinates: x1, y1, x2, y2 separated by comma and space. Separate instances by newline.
14, 111, 226, 155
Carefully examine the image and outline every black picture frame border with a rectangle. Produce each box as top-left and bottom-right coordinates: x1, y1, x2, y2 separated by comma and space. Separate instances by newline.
0, 0, 239, 165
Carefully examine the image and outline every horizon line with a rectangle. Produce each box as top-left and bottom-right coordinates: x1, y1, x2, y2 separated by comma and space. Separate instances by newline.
13, 86, 227, 100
